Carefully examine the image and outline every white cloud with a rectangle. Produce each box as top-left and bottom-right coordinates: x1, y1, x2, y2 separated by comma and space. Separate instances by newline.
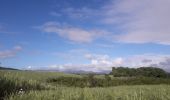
85, 54, 114, 66
54, 0, 170, 45
0, 46, 22, 59
84, 54, 123, 71
39, 22, 109, 43
104, 0, 170, 45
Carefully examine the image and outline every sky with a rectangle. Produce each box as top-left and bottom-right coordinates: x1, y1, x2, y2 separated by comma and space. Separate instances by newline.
0, 0, 170, 72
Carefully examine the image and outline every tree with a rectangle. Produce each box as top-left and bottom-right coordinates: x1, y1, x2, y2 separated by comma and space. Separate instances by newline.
137, 67, 167, 78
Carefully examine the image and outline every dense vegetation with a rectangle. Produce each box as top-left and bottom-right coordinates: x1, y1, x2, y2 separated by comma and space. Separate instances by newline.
111, 67, 168, 77
0, 67, 170, 100
47, 75, 170, 88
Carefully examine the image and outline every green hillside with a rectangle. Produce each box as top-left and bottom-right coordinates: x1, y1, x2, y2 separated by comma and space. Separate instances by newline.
1, 69, 170, 100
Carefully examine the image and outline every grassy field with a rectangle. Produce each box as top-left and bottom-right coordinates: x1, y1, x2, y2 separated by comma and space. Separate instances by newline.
1, 70, 170, 100
8, 85, 170, 100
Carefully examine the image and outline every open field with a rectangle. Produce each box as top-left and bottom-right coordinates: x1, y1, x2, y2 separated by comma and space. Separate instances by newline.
1, 70, 170, 100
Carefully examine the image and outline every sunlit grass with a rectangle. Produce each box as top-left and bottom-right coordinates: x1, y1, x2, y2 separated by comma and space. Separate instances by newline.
8, 85, 170, 100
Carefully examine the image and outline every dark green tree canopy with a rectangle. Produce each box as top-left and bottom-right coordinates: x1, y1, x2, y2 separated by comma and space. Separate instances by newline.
111, 67, 167, 78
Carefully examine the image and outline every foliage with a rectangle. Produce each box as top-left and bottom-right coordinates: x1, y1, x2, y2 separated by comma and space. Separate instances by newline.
137, 67, 167, 77
111, 67, 168, 77
47, 76, 170, 87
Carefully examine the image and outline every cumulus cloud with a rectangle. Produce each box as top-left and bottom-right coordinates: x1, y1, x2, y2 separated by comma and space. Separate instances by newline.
85, 54, 113, 66
85, 54, 122, 66
39, 22, 109, 43
0, 45, 22, 59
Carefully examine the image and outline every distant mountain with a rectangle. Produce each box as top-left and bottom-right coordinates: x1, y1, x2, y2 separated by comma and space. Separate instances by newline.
33, 69, 111, 74
62, 69, 111, 74
0, 66, 18, 70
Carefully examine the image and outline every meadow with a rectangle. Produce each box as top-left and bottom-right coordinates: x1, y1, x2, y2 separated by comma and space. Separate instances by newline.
1, 70, 170, 100
8, 85, 170, 100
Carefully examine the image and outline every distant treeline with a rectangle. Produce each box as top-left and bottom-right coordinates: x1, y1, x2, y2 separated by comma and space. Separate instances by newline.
0, 66, 18, 70
110, 67, 169, 78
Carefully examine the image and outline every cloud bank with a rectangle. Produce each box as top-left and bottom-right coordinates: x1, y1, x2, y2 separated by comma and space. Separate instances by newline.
31, 54, 170, 72
50, 0, 170, 45
112, 0, 170, 45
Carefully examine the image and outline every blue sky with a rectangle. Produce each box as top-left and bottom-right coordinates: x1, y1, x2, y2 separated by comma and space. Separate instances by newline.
0, 0, 170, 72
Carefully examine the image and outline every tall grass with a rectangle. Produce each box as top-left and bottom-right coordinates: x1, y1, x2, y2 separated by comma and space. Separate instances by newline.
8, 85, 170, 100
0, 70, 81, 99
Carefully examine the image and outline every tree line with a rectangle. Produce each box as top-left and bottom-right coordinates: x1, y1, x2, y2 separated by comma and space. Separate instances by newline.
110, 67, 168, 78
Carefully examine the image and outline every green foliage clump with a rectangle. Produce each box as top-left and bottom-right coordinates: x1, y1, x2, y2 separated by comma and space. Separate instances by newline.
137, 67, 167, 77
